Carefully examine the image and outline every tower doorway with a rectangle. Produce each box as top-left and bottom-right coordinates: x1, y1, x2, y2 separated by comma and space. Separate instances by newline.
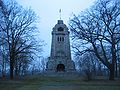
57, 64, 65, 72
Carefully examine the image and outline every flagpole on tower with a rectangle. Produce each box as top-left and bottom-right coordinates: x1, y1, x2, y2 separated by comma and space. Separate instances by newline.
59, 9, 61, 20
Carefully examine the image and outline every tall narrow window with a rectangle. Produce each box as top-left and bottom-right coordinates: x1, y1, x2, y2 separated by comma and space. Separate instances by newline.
58, 37, 64, 42
57, 37, 59, 41
60, 37, 61, 41
62, 37, 64, 41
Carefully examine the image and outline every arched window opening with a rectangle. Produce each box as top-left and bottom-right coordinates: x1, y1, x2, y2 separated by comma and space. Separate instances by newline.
56, 64, 65, 72
58, 27, 64, 31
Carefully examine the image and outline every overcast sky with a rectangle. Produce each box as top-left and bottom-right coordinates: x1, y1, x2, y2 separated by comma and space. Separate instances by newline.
17, 0, 96, 57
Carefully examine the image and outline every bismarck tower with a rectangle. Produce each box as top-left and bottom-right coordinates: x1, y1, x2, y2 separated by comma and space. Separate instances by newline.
46, 19, 75, 72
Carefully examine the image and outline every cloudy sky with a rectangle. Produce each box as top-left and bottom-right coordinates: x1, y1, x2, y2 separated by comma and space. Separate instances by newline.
17, 0, 96, 57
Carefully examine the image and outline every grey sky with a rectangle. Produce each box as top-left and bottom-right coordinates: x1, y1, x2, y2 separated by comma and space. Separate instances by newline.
17, 0, 96, 57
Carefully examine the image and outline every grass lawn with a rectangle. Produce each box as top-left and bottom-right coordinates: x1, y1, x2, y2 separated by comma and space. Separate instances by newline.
0, 75, 120, 90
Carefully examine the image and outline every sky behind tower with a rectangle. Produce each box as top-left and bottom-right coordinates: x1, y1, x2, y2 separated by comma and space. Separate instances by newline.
17, 0, 96, 57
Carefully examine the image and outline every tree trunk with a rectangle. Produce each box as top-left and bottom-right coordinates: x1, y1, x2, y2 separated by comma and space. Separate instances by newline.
15, 60, 19, 77
109, 38, 116, 80
2, 60, 5, 78
109, 65, 115, 80
119, 65, 120, 77
115, 62, 117, 77
10, 58, 14, 80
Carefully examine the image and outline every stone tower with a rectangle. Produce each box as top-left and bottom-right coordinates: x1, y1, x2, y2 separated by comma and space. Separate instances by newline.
46, 20, 75, 72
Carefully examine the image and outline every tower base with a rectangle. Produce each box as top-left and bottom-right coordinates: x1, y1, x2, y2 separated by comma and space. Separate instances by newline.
46, 58, 76, 72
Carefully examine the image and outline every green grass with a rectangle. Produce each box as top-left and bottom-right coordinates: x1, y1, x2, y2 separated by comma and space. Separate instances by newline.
0, 75, 120, 90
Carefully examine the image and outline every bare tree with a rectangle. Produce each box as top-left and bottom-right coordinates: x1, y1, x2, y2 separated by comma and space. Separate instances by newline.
40, 57, 47, 72
69, 0, 120, 80
0, 0, 42, 79
0, 0, 9, 78
0, 45, 8, 78
75, 52, 98, 81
